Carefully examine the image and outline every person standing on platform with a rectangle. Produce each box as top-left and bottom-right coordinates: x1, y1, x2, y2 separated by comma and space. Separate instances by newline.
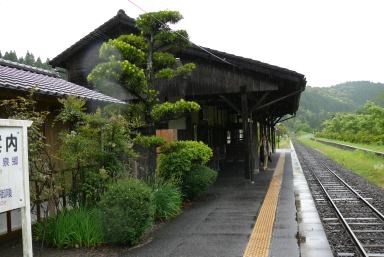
259, 136, 268, 170
267, 138, 272, 163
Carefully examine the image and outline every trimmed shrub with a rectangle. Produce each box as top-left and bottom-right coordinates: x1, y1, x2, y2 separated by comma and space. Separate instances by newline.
152, 181, 182, 221
99, 178, 154, 245
183, 165, 218, 200
33, 208, 103, 248
157, 140, 213, 184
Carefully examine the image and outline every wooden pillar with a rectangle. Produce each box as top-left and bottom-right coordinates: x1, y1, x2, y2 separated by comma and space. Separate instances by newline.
268, 123, 271, 144
272, 126, 276, 153
251, 120, 259, 180
6, 211, 11, 233
241, 87, 250, 179
267, 123, 272, 151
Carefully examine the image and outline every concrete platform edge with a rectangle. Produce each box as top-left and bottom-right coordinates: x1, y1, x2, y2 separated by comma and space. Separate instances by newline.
290, 141, 333, 257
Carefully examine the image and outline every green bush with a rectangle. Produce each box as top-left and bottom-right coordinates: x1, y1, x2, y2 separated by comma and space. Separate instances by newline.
157, 140, 213, 184
99, 178, 154, 245
152, 181, 182, 221
33, 208, 103, 248
183, 165, 218, 200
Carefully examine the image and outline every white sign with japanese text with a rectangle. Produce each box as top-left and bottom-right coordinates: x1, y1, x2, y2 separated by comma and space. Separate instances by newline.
0, 127, 24, 213
0, 119, 33, 257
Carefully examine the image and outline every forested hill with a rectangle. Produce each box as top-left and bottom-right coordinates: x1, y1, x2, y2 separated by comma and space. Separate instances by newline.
287, 81, 384, 131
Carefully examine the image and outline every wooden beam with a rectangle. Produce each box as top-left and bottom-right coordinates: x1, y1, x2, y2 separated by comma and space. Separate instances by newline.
274, 117, 282, 124
219, 95, 241, 114
249, 92, 270, 113
278, 114, 296, 123
252, 90, 302, 112
240, 87, 251, 179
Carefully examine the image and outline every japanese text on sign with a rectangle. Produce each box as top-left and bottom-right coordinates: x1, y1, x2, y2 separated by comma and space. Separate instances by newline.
0, 127, 24, 213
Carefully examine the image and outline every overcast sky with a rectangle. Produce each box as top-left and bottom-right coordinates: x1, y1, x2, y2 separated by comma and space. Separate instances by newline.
1, 0, 383, 87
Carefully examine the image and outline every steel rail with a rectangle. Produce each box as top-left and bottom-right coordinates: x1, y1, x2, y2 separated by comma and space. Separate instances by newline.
309, 166, 369, 257
322, 163, 384, 221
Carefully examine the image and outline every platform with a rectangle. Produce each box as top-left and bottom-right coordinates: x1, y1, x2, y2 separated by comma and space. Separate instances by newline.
267, 146, 333, 257
0, 147, 333, 257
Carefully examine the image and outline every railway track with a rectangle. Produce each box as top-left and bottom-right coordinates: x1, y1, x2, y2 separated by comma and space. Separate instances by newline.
295, 142, 384, 257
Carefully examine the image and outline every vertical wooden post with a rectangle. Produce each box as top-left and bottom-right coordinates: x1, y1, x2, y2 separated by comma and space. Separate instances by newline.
6, 211, 11, 233
272, 125, 276, 153
251, 120, 259, 180
241, 87, 250, 179
22, 123, 33, 257
248, 114, 254, 180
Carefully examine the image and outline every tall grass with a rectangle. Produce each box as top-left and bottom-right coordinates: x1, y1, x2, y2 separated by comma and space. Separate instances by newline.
152, 181, 182, 221
298, 137, 384, 188
34, 207, 103, 248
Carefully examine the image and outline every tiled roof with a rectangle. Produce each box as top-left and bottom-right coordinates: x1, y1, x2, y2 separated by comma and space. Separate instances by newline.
50, 10, 305, 84
0, 58, 125, 104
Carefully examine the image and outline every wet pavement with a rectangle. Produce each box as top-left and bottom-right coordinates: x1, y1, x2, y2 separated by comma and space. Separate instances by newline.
270, 150, 300, 257
270, 147, 333, 257
290, 144, 333, 257
0, 148, 334, 257
123, 160, 276, 257
0, 160, 276, 257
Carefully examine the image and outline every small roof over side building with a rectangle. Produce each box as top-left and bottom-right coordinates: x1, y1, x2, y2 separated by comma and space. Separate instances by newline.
0, 58, 125, 104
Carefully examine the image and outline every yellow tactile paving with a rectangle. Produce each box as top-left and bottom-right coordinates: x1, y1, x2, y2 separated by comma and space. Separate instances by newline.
243, 153, 286, 257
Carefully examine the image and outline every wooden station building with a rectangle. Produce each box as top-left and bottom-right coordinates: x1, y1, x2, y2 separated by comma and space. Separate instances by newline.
50, 10, 306, 180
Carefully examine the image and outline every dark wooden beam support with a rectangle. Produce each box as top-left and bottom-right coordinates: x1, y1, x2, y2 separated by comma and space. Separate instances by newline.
249, 92, 270, 113
274, 116, 282, 125
278, 114, 296, 123
251, 119, 259, 180
240, 87, 251, 179
252, 89, 302, 112
219, 95, 241, 114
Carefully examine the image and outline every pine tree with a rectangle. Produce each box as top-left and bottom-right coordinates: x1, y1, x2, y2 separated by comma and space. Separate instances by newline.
35, 57, 43, 68
88, 10, 199, 173
24, 51, 36, 66
43, 58, 52, 70
3, 50, 18, 62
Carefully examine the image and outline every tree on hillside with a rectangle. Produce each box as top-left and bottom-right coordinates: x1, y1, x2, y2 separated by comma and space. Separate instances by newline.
317, 101, 384, 144
36, 57, 43, 68
24, 51, 36, 66
1, 50, 54, 70
373, 91, 384, 107
3, 50, 18, 62
88, 10, 200, 173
